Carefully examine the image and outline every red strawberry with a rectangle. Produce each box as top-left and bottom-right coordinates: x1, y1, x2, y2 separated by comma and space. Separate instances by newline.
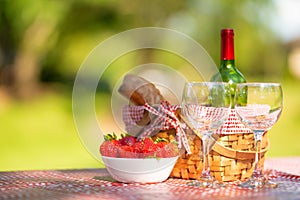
100, 139, 121, 157
131, 140, 143, 158
156, 141, 168, 148
141, 138, 158, 158
156, 143, 178, 158
100, 141, 113, 157
119, 145, 138, 158
111, 140, 121, 147
119, 135, 137, 146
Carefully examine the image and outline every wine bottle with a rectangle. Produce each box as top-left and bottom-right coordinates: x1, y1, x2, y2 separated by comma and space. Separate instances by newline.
211, 28, 246, 108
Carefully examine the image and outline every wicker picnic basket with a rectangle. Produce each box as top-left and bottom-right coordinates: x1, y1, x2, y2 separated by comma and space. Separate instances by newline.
119, 74, 270, 182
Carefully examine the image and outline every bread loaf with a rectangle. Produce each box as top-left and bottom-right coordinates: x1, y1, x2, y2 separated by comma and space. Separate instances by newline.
118, 74, 164, 105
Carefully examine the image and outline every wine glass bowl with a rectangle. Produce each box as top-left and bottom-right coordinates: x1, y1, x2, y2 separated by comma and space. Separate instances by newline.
181, 82, 230, 187
235, 105, 281, 134
183, 105, 230, 135
234, 83, 283, 188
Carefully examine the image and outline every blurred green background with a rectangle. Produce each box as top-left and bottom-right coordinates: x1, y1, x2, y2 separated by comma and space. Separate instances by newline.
0, 0, 299, 171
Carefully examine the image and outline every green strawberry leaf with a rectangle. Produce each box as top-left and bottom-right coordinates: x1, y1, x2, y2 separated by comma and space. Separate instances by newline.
154, 137, 169, 144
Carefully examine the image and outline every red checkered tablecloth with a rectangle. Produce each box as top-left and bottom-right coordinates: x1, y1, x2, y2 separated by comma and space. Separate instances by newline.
1, 157, 299, 200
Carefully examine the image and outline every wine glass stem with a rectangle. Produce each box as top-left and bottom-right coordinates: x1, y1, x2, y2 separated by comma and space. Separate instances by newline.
253, 131, 264, 178
201, 134, 211, 178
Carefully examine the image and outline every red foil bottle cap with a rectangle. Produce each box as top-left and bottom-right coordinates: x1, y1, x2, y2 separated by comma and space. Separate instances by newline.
221, 28, 234, 60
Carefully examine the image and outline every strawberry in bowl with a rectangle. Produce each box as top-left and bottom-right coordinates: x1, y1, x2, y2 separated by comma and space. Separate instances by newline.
100, 134, 179, 183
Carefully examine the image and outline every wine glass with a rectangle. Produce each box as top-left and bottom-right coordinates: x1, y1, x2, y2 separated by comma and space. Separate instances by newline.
181, 82, 231, 187
235, 83, 283, 188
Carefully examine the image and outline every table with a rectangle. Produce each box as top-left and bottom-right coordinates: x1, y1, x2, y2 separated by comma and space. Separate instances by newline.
1, 157, 299, 200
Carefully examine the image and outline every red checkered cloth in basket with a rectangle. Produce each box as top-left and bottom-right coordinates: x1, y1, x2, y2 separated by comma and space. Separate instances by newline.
178, 105, 251, 135
215, 109, 252, 134
122, 101, 191, 154
183, 104, 229, 123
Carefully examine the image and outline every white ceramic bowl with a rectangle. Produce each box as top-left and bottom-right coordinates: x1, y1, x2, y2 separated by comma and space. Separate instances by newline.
102, 156, 178, 183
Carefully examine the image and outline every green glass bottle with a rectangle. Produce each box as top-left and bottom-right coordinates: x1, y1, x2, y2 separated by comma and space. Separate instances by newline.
211, 28, 246, 108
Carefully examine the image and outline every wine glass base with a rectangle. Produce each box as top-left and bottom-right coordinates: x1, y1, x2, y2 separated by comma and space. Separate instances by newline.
238, 176, 277, 189
187, 176, 226, 188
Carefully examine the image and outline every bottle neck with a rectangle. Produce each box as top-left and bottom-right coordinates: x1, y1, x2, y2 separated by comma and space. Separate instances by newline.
221, 29, 235, 61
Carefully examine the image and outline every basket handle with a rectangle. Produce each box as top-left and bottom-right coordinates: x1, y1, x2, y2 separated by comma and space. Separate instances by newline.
179, 113, 270, 160
212, 138, 270, 160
